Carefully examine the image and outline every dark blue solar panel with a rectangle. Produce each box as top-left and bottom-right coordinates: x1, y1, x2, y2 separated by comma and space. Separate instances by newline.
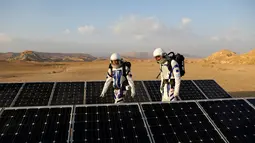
0, 83, 23, 107
13, 82, 54, 107
141, 102, 226, 143
0, 107, 72, 142
193, 80, 231, 99
72, 104, 152, 142
199, 99, 255, 143
51, 82, 85, 105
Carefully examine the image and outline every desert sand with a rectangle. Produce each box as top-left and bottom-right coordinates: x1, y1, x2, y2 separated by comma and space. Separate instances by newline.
1, 58, 255, 97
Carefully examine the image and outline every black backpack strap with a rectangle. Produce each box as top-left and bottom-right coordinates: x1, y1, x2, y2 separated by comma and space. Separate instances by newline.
108, 64, 113, 77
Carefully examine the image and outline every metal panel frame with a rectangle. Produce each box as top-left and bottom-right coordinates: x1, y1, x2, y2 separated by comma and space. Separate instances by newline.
141, 81, 152, 102
244, 97, 255, 110
137, 103, 155, 143
191, 80, 209, 99
47, 82, 57, 105
10, 82, 26, 107
83, 81, 87, 104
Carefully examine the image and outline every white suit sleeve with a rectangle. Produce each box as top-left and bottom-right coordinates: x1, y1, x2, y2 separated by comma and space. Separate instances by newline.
101, 69, 113, 95
171, 60, 181, 97
160, 65, 164, 88
125, 66, 135, 94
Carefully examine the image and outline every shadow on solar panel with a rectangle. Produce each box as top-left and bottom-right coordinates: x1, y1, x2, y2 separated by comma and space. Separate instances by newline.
13, 82, 54, 107
193, 80, 232, 99
0, 106, 72, 143
141, 101, 226, 143
71, 104, 152, 142
198, 99, 255, 143
0, 83, 23, 107
51, 82, 85, 105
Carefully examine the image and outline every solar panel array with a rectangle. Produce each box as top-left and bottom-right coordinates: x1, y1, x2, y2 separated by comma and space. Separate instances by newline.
0, 79, 253, 142
1, 98, 255, 142
0, 79, 233, 107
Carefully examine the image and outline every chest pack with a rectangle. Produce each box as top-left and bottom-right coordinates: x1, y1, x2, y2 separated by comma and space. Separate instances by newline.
108, 61, 131, 78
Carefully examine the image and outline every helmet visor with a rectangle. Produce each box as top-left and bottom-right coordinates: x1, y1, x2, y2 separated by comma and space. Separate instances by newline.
111, 60, 121, 66
155, 55, 162, 61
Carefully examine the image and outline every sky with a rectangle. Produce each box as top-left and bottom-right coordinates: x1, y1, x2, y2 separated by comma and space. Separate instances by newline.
0, 0, 255, 57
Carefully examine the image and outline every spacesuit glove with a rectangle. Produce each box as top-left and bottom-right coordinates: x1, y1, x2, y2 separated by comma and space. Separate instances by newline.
100, 93, 105, 98
131, 90, 135, 98
160, 86, 163, 94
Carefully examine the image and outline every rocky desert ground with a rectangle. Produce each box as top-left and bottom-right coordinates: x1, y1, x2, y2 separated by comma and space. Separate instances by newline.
1, 48, 255, 98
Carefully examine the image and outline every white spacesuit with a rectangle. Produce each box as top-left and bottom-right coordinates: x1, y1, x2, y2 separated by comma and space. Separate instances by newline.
100, 53, 136, 103
153, 48, 181, 102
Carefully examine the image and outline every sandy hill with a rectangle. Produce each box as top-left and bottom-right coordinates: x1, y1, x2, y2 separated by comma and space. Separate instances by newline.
4, 50, 97, 62
204, 48, 255, 64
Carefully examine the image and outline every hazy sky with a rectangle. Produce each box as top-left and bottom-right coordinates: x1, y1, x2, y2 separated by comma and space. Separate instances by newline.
0, 0, 254, 56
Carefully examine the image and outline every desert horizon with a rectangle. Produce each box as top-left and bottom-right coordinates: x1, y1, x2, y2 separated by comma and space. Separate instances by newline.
1, 48, 255, 98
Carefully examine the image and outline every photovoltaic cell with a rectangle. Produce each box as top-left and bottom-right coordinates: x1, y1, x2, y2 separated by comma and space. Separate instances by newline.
0, 83, 23, 107
13, 82, 54, 107
0, 107, 72, 143
247, 98, 255, 107
199, 99, 255, 143
85, 81, 114, 104
72, 104, 151, 142
143, 80, 161, 101
193, 80, 231, 99
179, 80, 207, 100
141, 102, 226, 143
123, 81, 151, 102
51, 82, 85, 105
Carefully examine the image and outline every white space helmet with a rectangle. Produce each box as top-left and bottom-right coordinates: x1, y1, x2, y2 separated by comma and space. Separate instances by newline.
153, 48, 167, 64
110, 53, 122, 68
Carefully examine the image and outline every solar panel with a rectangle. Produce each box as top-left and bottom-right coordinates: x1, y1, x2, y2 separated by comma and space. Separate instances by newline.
143, 80, 161, 101
198, 99, 255, 143
0, 106, 72, 143
247, 98, 255, 107
193, 80, 232, 99
0, 83, 23, 107
71, 104, 152, 142
85, 81, 114, 104
50, 82, 85, 105
179, 80, 207, 100
141, 101, 226, 143
122, 81, 151, 102
13, 82, 54, 107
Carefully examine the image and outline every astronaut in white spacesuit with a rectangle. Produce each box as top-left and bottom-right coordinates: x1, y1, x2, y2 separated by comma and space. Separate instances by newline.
153, 48, 181, 102
100, 53, 136, 103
